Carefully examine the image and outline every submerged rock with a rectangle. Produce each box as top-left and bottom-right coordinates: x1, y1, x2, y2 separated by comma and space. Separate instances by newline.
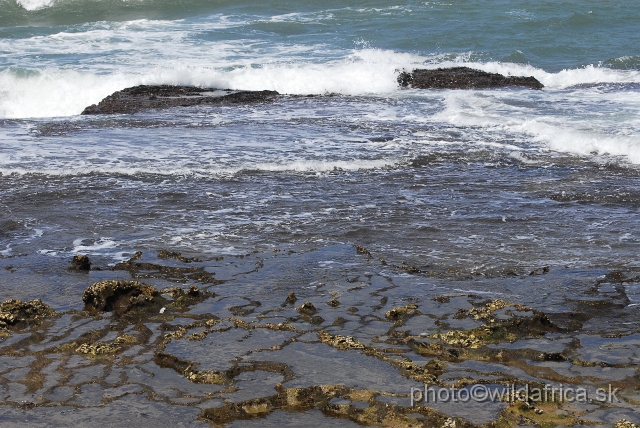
160, 285, 212, 311
157, 249, 201, 263
398, 67, 544, 90
113, 251, 223, 285
0, 299, 56, 329
82, 85, 280, 115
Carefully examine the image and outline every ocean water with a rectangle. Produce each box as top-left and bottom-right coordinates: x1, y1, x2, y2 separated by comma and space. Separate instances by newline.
1, 0, 639, 270
1, 1, 640, 426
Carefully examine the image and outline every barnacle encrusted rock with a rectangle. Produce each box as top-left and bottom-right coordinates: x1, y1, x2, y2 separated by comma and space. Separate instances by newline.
81, 280, 165, 315
433, 330, 482, 348
327, 298, 340, 307
318, 331, 365, 350
160, 285, 211, 311
185, 369, 226, 385
0, 299, 56, 329
76, 342, 120, 355
394, 360, 438, 383
615, 420, 639, 428
113, 334, 137, 345
385, 304, 418, 321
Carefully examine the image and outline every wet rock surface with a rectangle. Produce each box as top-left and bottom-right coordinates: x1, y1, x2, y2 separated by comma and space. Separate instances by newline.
0, 246, 639, 427
81, 85, 280, 115
398, 67, 544, 90
0, 299, 56, 332
81, 280, 164, 316
70, 255, 91, 271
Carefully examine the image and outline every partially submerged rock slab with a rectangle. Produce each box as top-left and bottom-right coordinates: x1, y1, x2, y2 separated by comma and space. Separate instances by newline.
82, 85, 280, 115
398, 67, 544, 90
113, 251, 223, 285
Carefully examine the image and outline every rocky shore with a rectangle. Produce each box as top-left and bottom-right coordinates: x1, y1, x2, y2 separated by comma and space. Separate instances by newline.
81, 68, 543, 116
0, 247, 638, 427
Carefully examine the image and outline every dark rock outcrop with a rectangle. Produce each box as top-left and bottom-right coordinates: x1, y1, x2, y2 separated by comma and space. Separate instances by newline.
398, 67, 544, 90
82, 280, 165, 316
82, 85, 280, 115
70, 254, 91, 271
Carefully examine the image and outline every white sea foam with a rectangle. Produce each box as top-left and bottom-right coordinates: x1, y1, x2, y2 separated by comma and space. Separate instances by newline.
0, 68, 134, 118
2, 12, 639, 120
434, 90, 640, 164
2, 52, 640, 120
0, 158, 399, 177
2, 14, 639, 166
15, 0, 55, 11
0, 48, 422, 118
71, 237, 118, 253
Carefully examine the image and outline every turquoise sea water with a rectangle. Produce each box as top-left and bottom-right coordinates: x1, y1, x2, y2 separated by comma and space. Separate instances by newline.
1, 0, 639, 75
1, 0, 639, 117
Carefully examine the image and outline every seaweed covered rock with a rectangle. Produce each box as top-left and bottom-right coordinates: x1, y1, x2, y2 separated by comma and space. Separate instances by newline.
0, 299, 56, 329
398, 67, 544, 90
82, 280, 166, 316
